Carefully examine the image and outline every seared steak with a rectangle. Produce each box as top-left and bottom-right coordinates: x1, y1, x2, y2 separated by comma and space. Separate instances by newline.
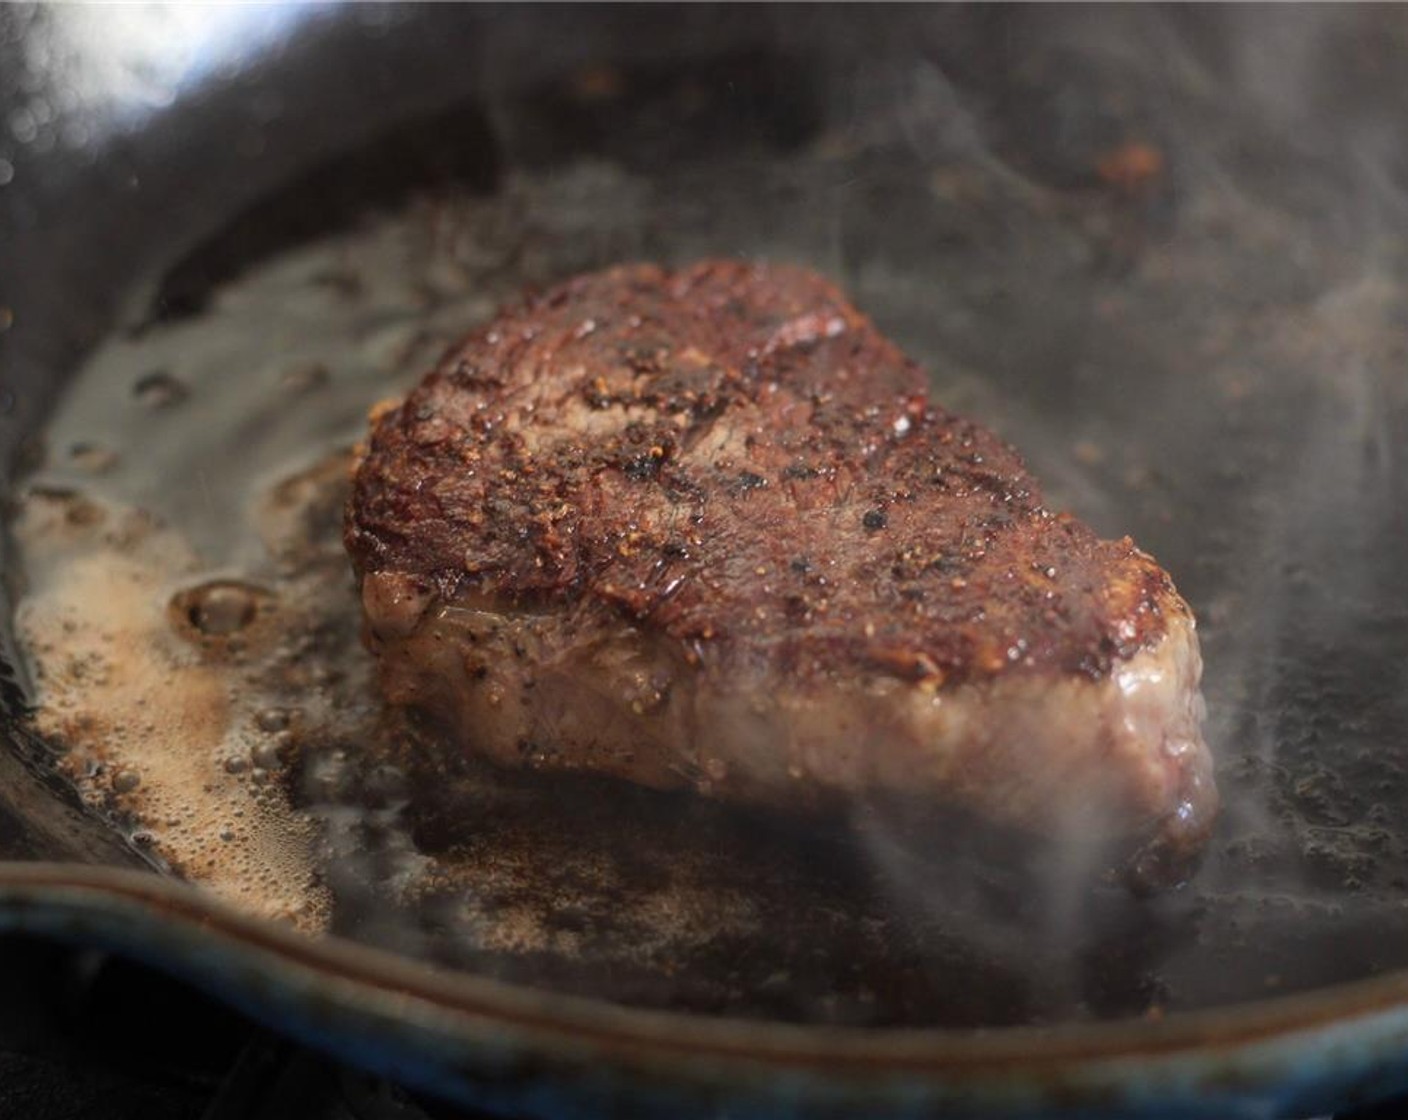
346, 261, 1215, 886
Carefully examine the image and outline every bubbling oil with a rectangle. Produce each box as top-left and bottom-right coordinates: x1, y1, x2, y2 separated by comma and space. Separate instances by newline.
14, 488, 328, 928
9, 184, 511, 931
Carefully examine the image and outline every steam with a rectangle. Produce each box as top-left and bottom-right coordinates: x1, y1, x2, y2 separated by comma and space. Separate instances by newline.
832, 4, 1408, 1012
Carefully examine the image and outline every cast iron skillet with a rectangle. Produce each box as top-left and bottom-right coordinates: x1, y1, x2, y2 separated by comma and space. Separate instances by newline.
3, 5, 1408, 1117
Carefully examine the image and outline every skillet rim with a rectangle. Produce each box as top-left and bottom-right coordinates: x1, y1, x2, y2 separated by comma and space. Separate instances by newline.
2, 859, 1408, 1076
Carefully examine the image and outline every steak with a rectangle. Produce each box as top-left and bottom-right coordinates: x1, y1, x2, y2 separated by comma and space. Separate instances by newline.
345, 261, 1216, 887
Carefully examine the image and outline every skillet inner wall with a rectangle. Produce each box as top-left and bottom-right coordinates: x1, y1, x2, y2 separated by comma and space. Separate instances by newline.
5, 6, 1408, 1029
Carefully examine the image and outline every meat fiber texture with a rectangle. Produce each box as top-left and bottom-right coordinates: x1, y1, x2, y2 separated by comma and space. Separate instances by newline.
346, 261, 1216, 888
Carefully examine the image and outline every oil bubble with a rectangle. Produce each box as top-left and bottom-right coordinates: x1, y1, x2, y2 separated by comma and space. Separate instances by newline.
133, 371, 189, 410
279, 362, 330, 394
69, 442, 119, 474
251, 735, 289, 770
170, 580, 272, 638
255, 707, 292, 733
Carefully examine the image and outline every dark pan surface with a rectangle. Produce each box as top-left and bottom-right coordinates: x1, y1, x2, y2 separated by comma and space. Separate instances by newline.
3, 4, 1408, 1034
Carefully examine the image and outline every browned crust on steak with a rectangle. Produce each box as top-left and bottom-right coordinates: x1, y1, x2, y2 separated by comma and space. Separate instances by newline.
345, 261, 1216, 885
346, 261, 1181, 689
